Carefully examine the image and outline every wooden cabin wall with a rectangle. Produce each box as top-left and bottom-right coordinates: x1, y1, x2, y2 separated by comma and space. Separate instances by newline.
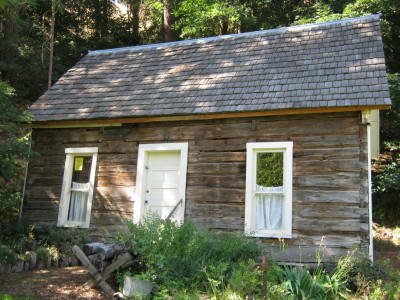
24, 111, 369, 263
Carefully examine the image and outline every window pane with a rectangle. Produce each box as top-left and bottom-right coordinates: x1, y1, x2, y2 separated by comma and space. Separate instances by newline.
256, 152, 283, 189
68, 156, 92, 223
256, 193, 283, 230
67, 182, 89, 222
72, 156, 92, 184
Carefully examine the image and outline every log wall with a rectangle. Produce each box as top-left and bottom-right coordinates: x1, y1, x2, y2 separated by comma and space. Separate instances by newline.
24, 112, 370, 262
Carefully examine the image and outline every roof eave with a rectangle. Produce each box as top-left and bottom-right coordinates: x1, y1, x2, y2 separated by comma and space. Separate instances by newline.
31, 105, 391, 128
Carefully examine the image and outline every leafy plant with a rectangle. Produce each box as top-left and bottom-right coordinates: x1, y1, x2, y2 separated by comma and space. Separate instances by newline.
34, 245, 59, 261
117, 216, 262, 296
0, 244, 18, 265
228, 259, 263, 298
33, 224, 89, 255
372, 74, 400, 226
275, 258, 350, 300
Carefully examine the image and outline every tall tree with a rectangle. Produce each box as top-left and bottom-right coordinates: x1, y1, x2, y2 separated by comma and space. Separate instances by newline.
163, 0, 177, 41
47, 0, 55, 88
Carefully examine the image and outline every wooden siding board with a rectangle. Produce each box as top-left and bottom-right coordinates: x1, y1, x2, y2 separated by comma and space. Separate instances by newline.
24, 111, 367, 262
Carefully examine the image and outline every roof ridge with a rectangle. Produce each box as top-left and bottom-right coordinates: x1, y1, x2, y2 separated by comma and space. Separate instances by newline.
88, 14, 380, 56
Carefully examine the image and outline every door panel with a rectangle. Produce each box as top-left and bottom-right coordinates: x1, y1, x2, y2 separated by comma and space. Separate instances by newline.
148, 170, 179, 188
148, 189, 179, 206
144, 151, 181, 220
148, 151, 180, 170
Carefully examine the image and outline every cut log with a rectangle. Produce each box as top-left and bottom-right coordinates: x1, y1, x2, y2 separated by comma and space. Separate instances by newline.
83, 242, 125, 260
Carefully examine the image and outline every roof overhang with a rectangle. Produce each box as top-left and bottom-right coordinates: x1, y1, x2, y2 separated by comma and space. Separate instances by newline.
32, 105, 391, 128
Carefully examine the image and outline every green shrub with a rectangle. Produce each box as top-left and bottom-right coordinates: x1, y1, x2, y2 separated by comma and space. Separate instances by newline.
34, 247, 50, 261
0, 81, 32, 228
278, 266, 324, 299
346, 257, 400, 299
117, 216, 262, 295
276, 265, 349, 300
116, 219, 400, 299
33, 224, 89, 254
0, 221, 36, 255
228, 259, 262, 298
0, 244, 18, 265
0, 223, 88, 266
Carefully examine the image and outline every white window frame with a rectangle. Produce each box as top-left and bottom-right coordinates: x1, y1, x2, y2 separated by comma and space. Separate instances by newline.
57, 147, 98, 228
245, 142, 293, 238
134, 142, 188, 224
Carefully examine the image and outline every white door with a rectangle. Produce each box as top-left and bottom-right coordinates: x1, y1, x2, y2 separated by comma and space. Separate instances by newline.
135, 143, 188, 224
144, 151, 181, 219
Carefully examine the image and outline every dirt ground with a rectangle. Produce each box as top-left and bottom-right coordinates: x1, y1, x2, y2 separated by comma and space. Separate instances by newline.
0, 266, 107, 300
373, 223, 400, 271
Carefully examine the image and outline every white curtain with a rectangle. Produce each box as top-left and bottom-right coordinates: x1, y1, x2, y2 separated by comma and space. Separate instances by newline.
67, 182, 89, 222
255, 185, 283, 230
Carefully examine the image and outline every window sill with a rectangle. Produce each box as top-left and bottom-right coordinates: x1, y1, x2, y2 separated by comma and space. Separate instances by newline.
57, 222, 89, 229
245, 231, 292, 239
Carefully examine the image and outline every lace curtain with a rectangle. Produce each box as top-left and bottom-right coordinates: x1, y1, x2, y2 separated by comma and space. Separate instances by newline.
255, 185, 283, 230
67, 182, 89, 222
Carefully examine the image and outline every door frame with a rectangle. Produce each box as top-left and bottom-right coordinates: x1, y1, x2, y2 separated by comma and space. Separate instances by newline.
134, 142, 189, 224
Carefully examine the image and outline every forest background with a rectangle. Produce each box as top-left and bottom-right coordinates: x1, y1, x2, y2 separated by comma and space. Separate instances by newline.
0, 0, 399, 228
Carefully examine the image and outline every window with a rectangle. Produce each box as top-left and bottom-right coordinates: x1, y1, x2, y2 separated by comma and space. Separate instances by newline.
57, 147, 98, 228
245, 142, 293, 238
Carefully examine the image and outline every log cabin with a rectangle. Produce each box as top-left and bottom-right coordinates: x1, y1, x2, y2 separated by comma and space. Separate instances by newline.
25, 15, 392, 263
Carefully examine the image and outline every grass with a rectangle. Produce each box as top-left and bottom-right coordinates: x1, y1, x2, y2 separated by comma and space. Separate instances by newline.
0, 295, 40, 300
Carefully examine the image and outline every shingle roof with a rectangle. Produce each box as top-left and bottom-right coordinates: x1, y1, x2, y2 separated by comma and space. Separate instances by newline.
30, 14, 391, 122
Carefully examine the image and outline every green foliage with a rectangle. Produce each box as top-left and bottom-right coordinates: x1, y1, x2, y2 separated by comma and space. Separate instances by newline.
115, 231, 400, 300
0, 223, 88, 266
372, 67, 400, 225
372, 141, 400, 225
372, 73, 400, 226
228, 259, 263, 298
344, 257, 400, 299
256, 152, 283, 187
0, 244, 18, 265
117, 216, 262, 296
0, 221, 36, 259
34, 244, 59, 261
381, 74, 400, 142
0, 81, 32, 228
175, 0, 253, 39
0, 295, 40, 300
32, 224, 89, 255
276, 266, 348, 300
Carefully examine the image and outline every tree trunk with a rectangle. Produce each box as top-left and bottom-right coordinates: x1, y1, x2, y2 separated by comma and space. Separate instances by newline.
162, 0, 177, 42
220, 19, 228, 35
129, 0, 140, 44
1, 19, 17, 82
48, 1, 55, 89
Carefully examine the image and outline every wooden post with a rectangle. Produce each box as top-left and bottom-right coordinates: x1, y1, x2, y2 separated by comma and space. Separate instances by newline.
72, 245, 115, 298
254, 255, 269, 300
83, 252, 134, 290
